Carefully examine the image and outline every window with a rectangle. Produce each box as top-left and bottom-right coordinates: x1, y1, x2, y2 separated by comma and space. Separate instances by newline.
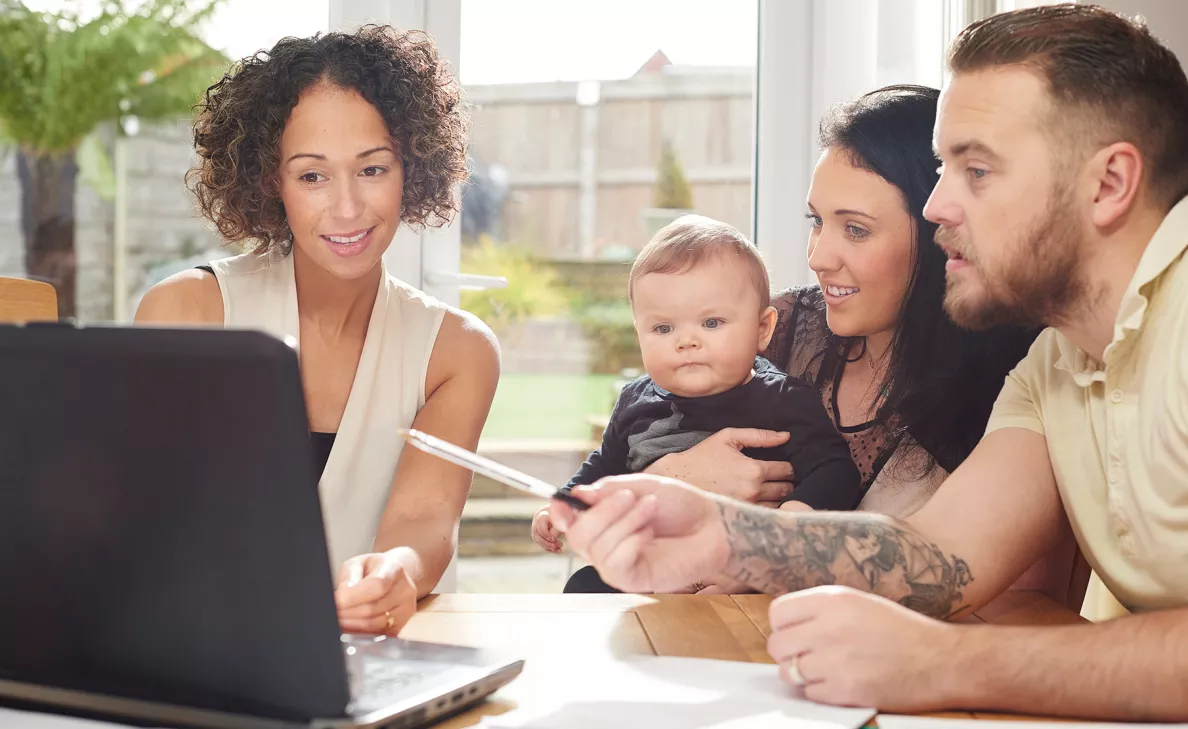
323, 0, 982, 592
444, 0, 760, 590
0, 0, 329, 322
756, 0, 948, 291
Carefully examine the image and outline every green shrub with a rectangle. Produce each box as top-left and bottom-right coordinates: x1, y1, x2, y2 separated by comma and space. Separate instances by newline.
459, 235, 570, 334
572, 298, 642, 374
654, 140, 694, 210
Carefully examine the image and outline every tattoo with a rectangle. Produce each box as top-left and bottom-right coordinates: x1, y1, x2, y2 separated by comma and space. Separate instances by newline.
718, 502, 974, 619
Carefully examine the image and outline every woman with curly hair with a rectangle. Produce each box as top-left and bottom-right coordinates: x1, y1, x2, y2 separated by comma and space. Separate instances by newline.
135, 26, 498, 636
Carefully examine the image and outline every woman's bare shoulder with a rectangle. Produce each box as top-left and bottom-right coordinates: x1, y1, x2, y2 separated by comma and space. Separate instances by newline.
134, 269, 224, 326
425, 307, 500, 396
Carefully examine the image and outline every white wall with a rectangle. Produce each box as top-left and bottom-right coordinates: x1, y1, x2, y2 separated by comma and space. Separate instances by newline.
754, 0, 946, 290
1096, 0, 1188, 64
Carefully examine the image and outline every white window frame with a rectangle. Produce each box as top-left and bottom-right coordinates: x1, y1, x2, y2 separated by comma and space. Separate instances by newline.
755, 0, 1003, 290
330, 0, 466, 307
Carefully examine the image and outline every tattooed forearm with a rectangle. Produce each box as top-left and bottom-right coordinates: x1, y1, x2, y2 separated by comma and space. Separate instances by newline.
717, 501, 974, 619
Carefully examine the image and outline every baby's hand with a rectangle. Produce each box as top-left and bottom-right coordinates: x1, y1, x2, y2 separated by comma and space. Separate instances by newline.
531, 504, 564, 553
778, 500, 814, 512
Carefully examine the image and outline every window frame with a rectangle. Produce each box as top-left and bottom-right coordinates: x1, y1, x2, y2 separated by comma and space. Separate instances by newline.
329, 0, 976, 292
329, 0, 464, 305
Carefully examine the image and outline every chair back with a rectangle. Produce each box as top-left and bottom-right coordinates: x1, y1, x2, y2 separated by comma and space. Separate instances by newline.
0, 276, 58, 323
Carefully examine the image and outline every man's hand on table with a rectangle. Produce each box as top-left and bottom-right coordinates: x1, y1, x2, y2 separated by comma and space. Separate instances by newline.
768, 586, 964, 711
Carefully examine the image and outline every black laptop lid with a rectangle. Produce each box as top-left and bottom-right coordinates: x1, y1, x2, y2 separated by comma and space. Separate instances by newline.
0, 324, 351, 722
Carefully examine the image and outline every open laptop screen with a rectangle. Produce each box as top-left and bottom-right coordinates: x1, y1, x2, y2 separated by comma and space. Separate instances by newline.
0, 325, 351, 722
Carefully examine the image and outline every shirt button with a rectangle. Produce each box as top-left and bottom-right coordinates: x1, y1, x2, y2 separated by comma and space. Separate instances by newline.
1111, 389, 1124, 403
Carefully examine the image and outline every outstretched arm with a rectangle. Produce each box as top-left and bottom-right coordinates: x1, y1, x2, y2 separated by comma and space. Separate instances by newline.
717, 426, 1064, 618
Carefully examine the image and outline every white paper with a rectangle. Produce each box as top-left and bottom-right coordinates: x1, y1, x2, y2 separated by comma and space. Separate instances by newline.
0, 707, 142, 728
476, 655, 876, 729
877, 715, 1188, 729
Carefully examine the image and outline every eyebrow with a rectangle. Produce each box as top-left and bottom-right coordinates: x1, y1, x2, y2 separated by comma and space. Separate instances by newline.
941, 139, 1003, 164
807, 202, 877, 221
285, 146, 396, 164
834, 208, 877, 220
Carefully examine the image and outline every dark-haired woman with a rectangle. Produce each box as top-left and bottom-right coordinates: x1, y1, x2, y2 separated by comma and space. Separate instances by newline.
646, 85, 1081, 602
136, 27, 499, 635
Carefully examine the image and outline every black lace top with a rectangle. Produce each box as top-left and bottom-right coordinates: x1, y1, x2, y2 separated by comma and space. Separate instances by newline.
764, 285, 905, 494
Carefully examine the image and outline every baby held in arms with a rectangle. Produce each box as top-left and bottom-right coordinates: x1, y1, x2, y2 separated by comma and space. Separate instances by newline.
533, 215, 862, 592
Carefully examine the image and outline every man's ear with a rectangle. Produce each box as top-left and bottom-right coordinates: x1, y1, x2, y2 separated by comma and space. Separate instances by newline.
1086, 141, 1143, 230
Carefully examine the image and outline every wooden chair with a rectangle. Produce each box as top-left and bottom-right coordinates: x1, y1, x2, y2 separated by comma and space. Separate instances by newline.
0, 276, 58, 323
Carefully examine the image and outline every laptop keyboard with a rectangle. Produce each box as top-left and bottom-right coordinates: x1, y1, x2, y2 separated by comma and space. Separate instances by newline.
359, 660, 443, 693
347, 652, 483, 716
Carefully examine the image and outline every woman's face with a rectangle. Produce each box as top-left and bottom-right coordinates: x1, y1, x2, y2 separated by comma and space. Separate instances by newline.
278, 82, 404, 280
806, 146, 916, 340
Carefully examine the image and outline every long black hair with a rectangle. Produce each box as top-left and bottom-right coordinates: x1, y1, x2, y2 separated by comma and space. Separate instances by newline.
818, 84, 1039, 474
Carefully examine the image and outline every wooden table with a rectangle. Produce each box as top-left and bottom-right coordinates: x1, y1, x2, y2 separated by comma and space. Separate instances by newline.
402, 591, 1086, 727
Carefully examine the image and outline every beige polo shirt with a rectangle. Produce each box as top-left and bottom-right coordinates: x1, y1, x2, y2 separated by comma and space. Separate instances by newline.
986, 198, 1188, 615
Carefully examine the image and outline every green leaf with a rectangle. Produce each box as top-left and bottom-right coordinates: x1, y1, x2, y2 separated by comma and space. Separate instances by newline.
77, 131, 115, 201
0, 0, 229, 155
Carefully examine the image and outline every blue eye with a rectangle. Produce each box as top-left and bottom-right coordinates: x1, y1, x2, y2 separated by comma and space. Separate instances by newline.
805, 213, 822, 228
654, 324, 673, 335
845, 224, 870, 240
968, 168, 987, 180
703, 318, 723, 330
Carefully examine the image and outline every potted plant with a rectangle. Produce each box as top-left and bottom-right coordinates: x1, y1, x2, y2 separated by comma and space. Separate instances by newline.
0, 0, 226, 319
642, 140, 694, 237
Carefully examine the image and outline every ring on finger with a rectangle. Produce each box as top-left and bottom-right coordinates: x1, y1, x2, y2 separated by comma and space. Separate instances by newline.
385, 611, 395, 631
787, 654, 806, 687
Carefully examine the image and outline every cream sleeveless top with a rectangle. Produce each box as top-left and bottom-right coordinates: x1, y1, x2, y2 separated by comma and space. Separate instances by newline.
207, 252, 449, 583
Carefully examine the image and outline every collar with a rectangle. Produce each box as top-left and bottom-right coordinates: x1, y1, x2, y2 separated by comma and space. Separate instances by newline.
1053, 198, 1188, 385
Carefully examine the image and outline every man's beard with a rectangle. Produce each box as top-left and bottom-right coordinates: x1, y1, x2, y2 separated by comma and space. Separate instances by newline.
939, 185, 1087, 330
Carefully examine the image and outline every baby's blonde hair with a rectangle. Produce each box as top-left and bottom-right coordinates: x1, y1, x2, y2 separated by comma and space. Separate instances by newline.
628, 215, 771, 308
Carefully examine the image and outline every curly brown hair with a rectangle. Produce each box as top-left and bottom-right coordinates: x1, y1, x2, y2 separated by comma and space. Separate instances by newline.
187, 25, 469, 254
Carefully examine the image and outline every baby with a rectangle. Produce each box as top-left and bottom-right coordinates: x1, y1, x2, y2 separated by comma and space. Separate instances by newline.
532, 215, 862, 586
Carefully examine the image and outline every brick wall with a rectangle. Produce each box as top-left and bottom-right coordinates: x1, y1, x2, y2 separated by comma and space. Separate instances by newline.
0, 120, 222, 322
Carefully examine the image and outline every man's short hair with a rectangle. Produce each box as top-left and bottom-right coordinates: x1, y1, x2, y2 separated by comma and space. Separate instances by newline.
629, 215, 771, 309
948, 4, 1188, 209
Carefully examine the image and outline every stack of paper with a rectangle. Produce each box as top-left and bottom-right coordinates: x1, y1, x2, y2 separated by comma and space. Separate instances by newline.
877, 716, 1188, 729
476, 655, 877, 729
0, 709, 143, 728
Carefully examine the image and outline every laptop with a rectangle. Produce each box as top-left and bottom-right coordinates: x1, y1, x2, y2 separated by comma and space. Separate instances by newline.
0, 323, 523, 729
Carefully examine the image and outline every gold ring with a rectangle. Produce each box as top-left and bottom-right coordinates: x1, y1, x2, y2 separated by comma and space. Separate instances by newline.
385, 611, 395, 630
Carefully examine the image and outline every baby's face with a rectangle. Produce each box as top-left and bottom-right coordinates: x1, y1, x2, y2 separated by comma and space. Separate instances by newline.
632, 256, 775, 398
